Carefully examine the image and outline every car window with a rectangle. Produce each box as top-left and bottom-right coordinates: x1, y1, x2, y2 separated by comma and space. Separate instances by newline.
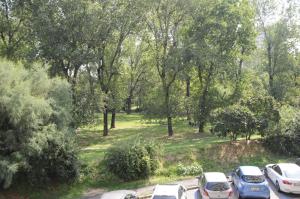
237, 169, 242, 177
153, 196, 176, 199
242, 175, 265, 183
205, 182, 230, 191
284, 169, 300, 179
274, 166, 282, 176
124, 194, 136, 199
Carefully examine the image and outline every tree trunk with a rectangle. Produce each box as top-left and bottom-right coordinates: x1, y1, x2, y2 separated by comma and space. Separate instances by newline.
164, 86, 173, 136
186, 78, 190, 97
267, 42, 274, 97
103, 106, 109, 136
126, 96, 132, 114
111, 109, 116, 129
167, 116, 173, 137
197, 64, 213, 133
186, 78, 191, 123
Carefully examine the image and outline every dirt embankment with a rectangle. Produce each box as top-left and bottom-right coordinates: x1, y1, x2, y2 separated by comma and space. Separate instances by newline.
202, 140, 267, 164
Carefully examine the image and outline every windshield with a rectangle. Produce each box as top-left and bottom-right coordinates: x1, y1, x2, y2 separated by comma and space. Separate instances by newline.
285, 170, 300, 179
242, 175, 265, 183
206, 182, 230, 191
153, 196, 176, 199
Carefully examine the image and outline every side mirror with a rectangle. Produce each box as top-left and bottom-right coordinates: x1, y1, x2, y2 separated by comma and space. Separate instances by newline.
227, 176, 233, 182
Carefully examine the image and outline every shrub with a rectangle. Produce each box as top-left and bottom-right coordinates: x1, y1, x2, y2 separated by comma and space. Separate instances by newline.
211, 104, 257, 140
264, 112, 300, 156
104, 141, 160, 181
0, 60, 78, 188
176, 162, 203, 176
25, 126, 79, 185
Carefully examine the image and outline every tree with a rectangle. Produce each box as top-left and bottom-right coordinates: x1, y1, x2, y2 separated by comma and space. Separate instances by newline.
255, 0, 299, 100
145, 0, 189, 136
123, 37, 149, 114
0, 0, 31, 59
29, 0, 96, 126
91, 0, 143, 136
189, 0, 256, 133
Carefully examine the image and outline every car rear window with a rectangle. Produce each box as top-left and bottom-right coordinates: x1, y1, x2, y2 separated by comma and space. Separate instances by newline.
242, 175, 265, 183
284, 170, 300, 179
205, 182, 230, 191
153, 196, 176, 199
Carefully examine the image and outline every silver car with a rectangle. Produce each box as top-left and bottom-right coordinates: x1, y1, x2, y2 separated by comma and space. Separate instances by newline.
199, 172, 233, 199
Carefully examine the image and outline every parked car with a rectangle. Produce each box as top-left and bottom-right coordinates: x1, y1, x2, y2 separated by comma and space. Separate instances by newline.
265, 163, 300, 194
101, 190, 137, 199
232, 166, 270, 199
151, 184, 187, 199
198, 172, 233, 199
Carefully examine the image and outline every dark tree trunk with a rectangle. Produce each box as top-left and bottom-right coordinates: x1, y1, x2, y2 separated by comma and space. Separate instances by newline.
111, 109, 116, 129
126, 96, 132, 114
164, 86, 173, 136
267, 43, 274, 97
186, 78, 191, 124
269, 74, 274, 97
197, 64, 213, 133
186, 78, 190, 97
167, 116, 173, 137
103, 106, 108, 136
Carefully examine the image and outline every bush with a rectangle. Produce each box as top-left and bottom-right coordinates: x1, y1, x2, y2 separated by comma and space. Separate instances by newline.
264, 112, 300, 156
104, 141, 161, 181
25, 126, 79, 185
0, 60, 78, 188
211, 104, 257, 140
176, 162, 203, 176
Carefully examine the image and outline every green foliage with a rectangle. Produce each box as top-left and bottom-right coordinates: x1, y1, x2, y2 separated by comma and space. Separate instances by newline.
104, 140, 161, 181
264, 112, 300, 156
212, 104, 257, 140
240, 95, 280, 136
176, 162, 203, 176
25, 126, 79, 185
0, 60, 78, 188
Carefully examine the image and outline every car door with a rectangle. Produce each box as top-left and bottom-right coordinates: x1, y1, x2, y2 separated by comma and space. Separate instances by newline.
268, 165, 277, 183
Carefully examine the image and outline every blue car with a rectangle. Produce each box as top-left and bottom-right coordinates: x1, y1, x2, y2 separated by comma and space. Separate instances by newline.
232, 166, 270, 199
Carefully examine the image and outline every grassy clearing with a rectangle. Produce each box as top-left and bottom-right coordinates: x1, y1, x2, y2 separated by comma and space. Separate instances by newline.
1, 113, 292, 199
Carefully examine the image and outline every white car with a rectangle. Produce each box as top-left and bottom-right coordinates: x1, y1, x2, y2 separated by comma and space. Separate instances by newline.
101, 190, 137, 199
151, 184, 187, 199
199, 172, 233, 199
265, 163, 300, 194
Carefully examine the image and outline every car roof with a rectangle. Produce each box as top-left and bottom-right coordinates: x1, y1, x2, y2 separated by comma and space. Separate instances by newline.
101, 190, 136, 199
277, 163, 300, 171
240, 166, 262, 176
204, 172, 227, 182
153, 184, 180, 196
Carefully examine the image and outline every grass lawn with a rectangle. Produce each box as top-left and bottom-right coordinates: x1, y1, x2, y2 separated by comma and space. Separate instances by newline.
1, 113, 292, 199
